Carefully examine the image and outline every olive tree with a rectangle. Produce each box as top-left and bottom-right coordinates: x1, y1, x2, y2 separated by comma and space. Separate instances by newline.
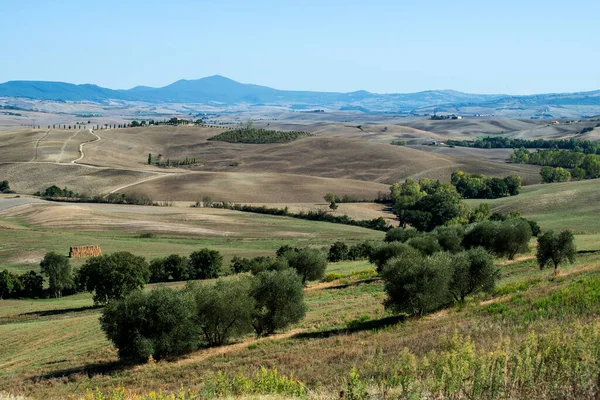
449, 248, 498, 302
369, 242, 421, 273
285, 248, 327, 284
100, 287, 198, 362
537, 230, 576, 273
251, 270, 306, 337
381, 252, 453, 316
187, 276, 255, 346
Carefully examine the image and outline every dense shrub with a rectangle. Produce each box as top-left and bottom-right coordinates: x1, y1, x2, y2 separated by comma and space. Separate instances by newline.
16, 270, 44, 298
76, 252, 150, 305
284, 248, 327, 284
369, 242, 421, 273
406, 235, 442, 256
384, 227, 420, 243
348, 241, 375, 260
0, 180, 14, 194
231, 256, 288, 275
100, 287, 198, 361
537, 230, 577, 273
251, 270, 306, 337
187, 276, 255, 346
188, 249, 223, 280
382, 252, 453, 315
433, 225, 465, 253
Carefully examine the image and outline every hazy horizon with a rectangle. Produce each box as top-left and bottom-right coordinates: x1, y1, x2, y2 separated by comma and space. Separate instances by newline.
1, 0, 599, 95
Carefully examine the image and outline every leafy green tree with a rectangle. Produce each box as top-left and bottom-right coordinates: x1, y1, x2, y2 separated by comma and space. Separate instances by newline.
369, 242, 421, 273
0, 270, 14, 300
188, 249, 223, 280
572, 167, 586, 180
382, 252, 453, 316
328, 242, 349, 262
449, 248, 498, 302
149, 257, 169, 283
77, 252, 150, 305
540, 166, 555, 183
40, 252, 74, 298
187, 276, 254, 346
323, 193, 337, 203
100, 287, 198, 362
18, 271, 44, 298
553, 167, 571, 182
0, 180, 12, 193
537, 230, 577, 273
284, 248, 327, 284
251, 270, 306, 337
504, 175, 522, 195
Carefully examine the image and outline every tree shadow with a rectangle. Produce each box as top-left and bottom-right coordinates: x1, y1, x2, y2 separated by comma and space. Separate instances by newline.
577, 250, 599, 255
292, 315, 405, 340
20, 305, 101, 318
323, 278, 380, 290
31, 360, 131, 382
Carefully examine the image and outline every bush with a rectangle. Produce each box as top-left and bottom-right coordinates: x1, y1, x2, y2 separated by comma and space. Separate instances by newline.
407, 235, 442, 256
284, 248, 327, 284
328, 242, 349, 262
322, 273, 345, 282
76, 252, 150, 305
382, 252, 453, 316
251, 270, 306, 337
385, 227, 420, 243
187, 276, 254, 346
537, 230, 576, 273
100, 287, 198, 362
188, 249, 223, 280
369, 242, 421, 273
449, 248, 498, 302
348, 241, 375, 260
231, 256, 288, 275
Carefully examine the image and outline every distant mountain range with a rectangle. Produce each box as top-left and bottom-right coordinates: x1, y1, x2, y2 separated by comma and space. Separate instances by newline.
1, 75, 600, 117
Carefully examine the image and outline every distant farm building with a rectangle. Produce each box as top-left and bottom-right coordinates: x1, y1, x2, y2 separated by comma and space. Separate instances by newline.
70, 245, 102, 258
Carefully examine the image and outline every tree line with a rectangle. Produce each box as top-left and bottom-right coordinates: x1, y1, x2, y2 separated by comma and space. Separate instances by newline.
205, 202, 391, 231
510, 148, 600, 181
447, 136, 600, 154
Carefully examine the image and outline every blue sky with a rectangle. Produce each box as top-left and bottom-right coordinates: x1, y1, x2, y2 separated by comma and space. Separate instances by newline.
1, 0, 598, 94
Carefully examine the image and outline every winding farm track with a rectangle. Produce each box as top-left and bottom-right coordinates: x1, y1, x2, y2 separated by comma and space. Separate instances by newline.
30, 129, 50, 162
71, 129, 101, 164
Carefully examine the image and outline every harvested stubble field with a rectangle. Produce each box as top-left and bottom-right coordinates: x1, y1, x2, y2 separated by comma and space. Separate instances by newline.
0, 123, 551, 202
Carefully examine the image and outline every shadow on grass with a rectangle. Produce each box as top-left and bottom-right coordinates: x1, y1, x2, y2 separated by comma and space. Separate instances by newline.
293, 314, 406, 339
31, 360, 132, 382
323, 278, 381, 291
20, 305, 101, 318
577, 250, 600, 255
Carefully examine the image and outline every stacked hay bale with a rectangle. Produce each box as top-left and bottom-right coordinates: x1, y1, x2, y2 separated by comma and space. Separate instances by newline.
69, 245, 102, 258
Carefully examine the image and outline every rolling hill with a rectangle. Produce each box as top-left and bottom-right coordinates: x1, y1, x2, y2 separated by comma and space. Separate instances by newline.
2, 76, 600, 117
